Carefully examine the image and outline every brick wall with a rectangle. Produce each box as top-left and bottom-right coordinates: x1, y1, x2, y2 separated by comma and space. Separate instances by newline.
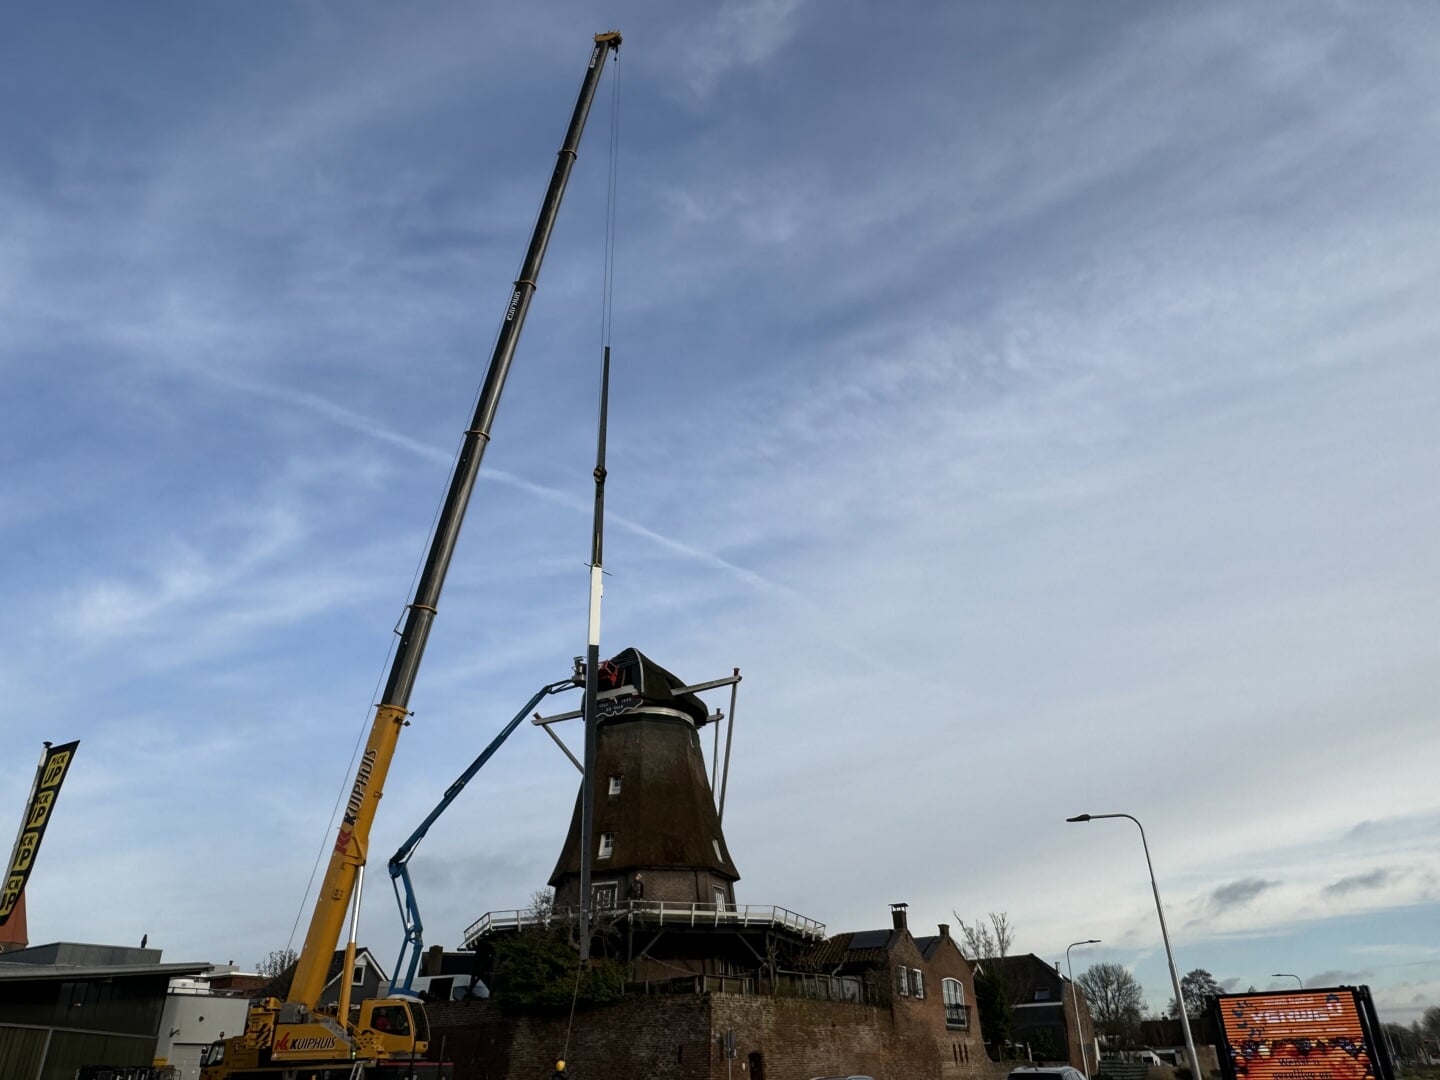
713, 994, 920, 1080
428, 995, 713, 1080
429, 984, 995, 1080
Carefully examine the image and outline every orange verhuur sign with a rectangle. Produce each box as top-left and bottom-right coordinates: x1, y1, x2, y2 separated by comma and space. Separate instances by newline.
1218, 990, 1378, 1080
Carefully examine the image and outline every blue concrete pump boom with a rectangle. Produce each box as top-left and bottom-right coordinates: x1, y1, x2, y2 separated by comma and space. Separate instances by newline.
388, 676, 578, 996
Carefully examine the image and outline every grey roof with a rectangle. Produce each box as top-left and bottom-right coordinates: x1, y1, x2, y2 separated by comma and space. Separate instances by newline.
0, 941, 162, 967
848, 929, 892, 951
0, 961, 212, 981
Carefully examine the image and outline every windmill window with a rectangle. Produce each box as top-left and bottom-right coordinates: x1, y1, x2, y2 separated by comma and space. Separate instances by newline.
1034, 987, 1052, 1001
712, 839, 723, 861
608, 775, 622, 796
598, 832, 615, 859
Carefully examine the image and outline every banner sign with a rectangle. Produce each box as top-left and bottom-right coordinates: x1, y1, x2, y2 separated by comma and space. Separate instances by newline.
1213, 987, 1393, 1080
0, 740, 80, 926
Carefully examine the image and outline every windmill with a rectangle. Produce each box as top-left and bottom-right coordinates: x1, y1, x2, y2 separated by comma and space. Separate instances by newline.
540, 648, 742, 917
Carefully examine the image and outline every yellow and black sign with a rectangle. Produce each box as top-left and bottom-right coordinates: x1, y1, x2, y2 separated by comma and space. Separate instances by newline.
0, 740, 80, 926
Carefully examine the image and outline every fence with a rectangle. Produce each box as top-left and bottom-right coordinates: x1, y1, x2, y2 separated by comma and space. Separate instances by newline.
463, 901, 826, 947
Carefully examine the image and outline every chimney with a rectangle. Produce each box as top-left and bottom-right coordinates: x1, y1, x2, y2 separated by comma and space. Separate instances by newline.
890, 902, 908, 931
0, 891, 27, 953
423, 945, 444, 977
1055, 961, 1061, 973
939, 923, 950, 940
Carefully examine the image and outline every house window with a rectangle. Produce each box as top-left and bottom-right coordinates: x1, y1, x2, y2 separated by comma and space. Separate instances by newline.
598, 832, 615, 859
608, 775, 622, 796
912, 968, 925, 999
352, 963, 365, 986
897, 964, 909, 997
943, 978, 968, 1028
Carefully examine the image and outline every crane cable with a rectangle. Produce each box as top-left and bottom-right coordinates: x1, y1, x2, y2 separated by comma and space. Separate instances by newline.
561, 43, 621, 1071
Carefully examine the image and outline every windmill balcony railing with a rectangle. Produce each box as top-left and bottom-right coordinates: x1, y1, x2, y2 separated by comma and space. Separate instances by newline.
463, 900, 825, 949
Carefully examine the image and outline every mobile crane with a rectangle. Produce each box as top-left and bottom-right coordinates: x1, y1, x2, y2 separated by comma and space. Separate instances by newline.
200, 30, 622, 1079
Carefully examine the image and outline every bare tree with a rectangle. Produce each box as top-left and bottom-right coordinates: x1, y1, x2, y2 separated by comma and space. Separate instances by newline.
954, 911, 1013, 961
256, 948, 298, 979
527, 888, 555, 923
954, 911, 1016, 1057
1077, 962, 1144, 1046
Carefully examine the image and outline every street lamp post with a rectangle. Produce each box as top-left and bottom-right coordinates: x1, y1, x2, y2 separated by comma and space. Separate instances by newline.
1273, 973, 1303, 989
1067, 938, 1101, 1080
1067, 813, 1200, 1077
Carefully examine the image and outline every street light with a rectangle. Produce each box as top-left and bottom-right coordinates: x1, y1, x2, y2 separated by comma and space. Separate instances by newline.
1067, 938, 1101, 1080
1067, 813, 1200, 1077
1273, 973, 1303, 989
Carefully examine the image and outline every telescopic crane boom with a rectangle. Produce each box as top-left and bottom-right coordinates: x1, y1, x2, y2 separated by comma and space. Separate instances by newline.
289, 26, 621, 1016
202, 30, 621, 1080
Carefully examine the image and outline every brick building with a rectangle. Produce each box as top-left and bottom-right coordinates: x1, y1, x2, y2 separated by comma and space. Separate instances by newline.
430, 903, 990, 1079
802, 903, 989, 1073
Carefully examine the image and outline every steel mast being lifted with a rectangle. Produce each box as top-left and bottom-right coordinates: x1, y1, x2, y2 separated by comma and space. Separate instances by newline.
577, 344, 612, 961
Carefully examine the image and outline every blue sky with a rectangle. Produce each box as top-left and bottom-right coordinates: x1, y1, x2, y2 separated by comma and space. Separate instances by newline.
3, 1, 1437, 1026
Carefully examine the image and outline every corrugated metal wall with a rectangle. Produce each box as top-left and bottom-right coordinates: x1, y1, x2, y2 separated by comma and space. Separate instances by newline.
0, 1026, 49, 1080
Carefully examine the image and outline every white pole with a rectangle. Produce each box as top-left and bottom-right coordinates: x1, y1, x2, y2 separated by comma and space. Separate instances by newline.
1067, 938, 1100, 1080
1068, 814, 1200, 1078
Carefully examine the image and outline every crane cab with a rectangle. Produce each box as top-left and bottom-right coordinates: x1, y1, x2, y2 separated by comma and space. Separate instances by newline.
359, 996, 429, 1057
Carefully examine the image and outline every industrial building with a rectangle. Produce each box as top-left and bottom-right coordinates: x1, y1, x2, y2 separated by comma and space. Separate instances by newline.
0, 942, 248, 1080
